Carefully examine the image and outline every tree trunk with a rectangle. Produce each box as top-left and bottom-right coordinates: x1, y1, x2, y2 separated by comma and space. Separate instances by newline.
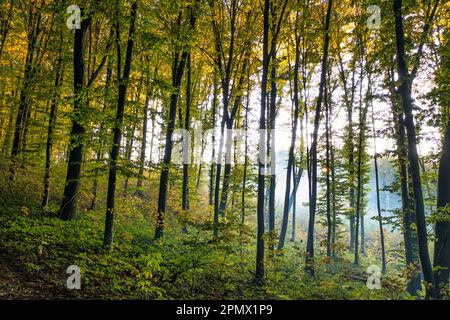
371, 92, 387, 274
213, 118, 225, 238
291, 161, 297, 242
268, 41, 277, 253
360, 210, 365, 256
330, 128, 337, 258
0, 0, 13, 60
59, 10, 92, 221
182, 53, 192, 213
393, 0, 437, 299
305, 0, 332, 275
388, 62, 421, 295
338, 48, 357, 252
104, 1, 137, 248
136, 86, 151, 194
209, 72, 218, 207
354, 57, 368, 266
90, 65, 112, 210
42, 36, 64, 209
155, 8, 196, 240
434, 112, 450, 298
9, 12, 42, 179
325, 74, 332, 258
278, 20, 300, 250
123, 104, 138, 194
241, 72, 250, 224
255, 0, 269, 284
218, 56, 248, 218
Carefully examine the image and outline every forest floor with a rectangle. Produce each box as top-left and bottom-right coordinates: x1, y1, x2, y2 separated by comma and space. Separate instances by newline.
0, 205, 410, 300
0, 167, 412, 300
0, 248, 62, 299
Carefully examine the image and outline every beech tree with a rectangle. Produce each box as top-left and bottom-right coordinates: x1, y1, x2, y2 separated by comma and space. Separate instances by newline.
0, 0, 448, 301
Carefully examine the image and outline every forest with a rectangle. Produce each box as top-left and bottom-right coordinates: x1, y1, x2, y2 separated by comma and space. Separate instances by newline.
0, 0, 448, 301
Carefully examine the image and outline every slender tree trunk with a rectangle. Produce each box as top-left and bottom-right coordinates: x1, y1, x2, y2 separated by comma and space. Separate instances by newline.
41, 37, 64, 209
278, 20, 300, 250
325, 75, 332, 258
213, 116, 225, 237
19, 104, 32, 161
255, 0, 270, 284
434, 112, 450, 298
400, 111, 422, 295
90, 65, 112, 210
241, 74, 250, 224
209, 72, 218, 207
213, 118, 225, 238
218, 57, 248, 218
123, 105, 138, 194
9, 14, 41, 179
291, 161, 297, 242
59, 10, 92, 221
136, 86, 151, 194
393, 0, 437, 299
338, 50, 357, 252
0, 0, 13, 60
360, 209, 365, 256
182, 53, 192, 213
155, 9, 196, 240
195, 103, 209, 190
388, 62, 421, 295
305, 0, 333, 275
371, 92, 387, 274
104, 1, 137, 248
330, 129, 337, 258
219, 121, 233, 216
354, 57, 368, 266
268, 42, 277, 253
150, 106, 156, 166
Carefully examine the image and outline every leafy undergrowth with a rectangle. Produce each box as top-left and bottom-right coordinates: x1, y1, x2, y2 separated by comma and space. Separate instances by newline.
0, 203, 410, 300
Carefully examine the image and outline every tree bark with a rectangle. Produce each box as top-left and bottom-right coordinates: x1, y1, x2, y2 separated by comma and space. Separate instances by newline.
268, 38, 277, 253
104, 1, 137, 248
182, 53, 192, 213
241, 70, 250, 224
255, 0, 269, 284
59, 9, 92, 220
278, 18, 300, 250
371, 94, 386, 274
434, 112, 450, 298
42, 35, 64, 209
325, 72, 332, 258
209, 71, 218, 208
155, 8, 197, 240
354, 54, 368, 266
9, 9, 43, 179
90, 65, 112, 210
0, 0, 13, 60
337, 45, 357, 252
388, 61, 421, 295
136, 83, 151, 194
393, 0, 437, 299
305, 0, 332, 275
